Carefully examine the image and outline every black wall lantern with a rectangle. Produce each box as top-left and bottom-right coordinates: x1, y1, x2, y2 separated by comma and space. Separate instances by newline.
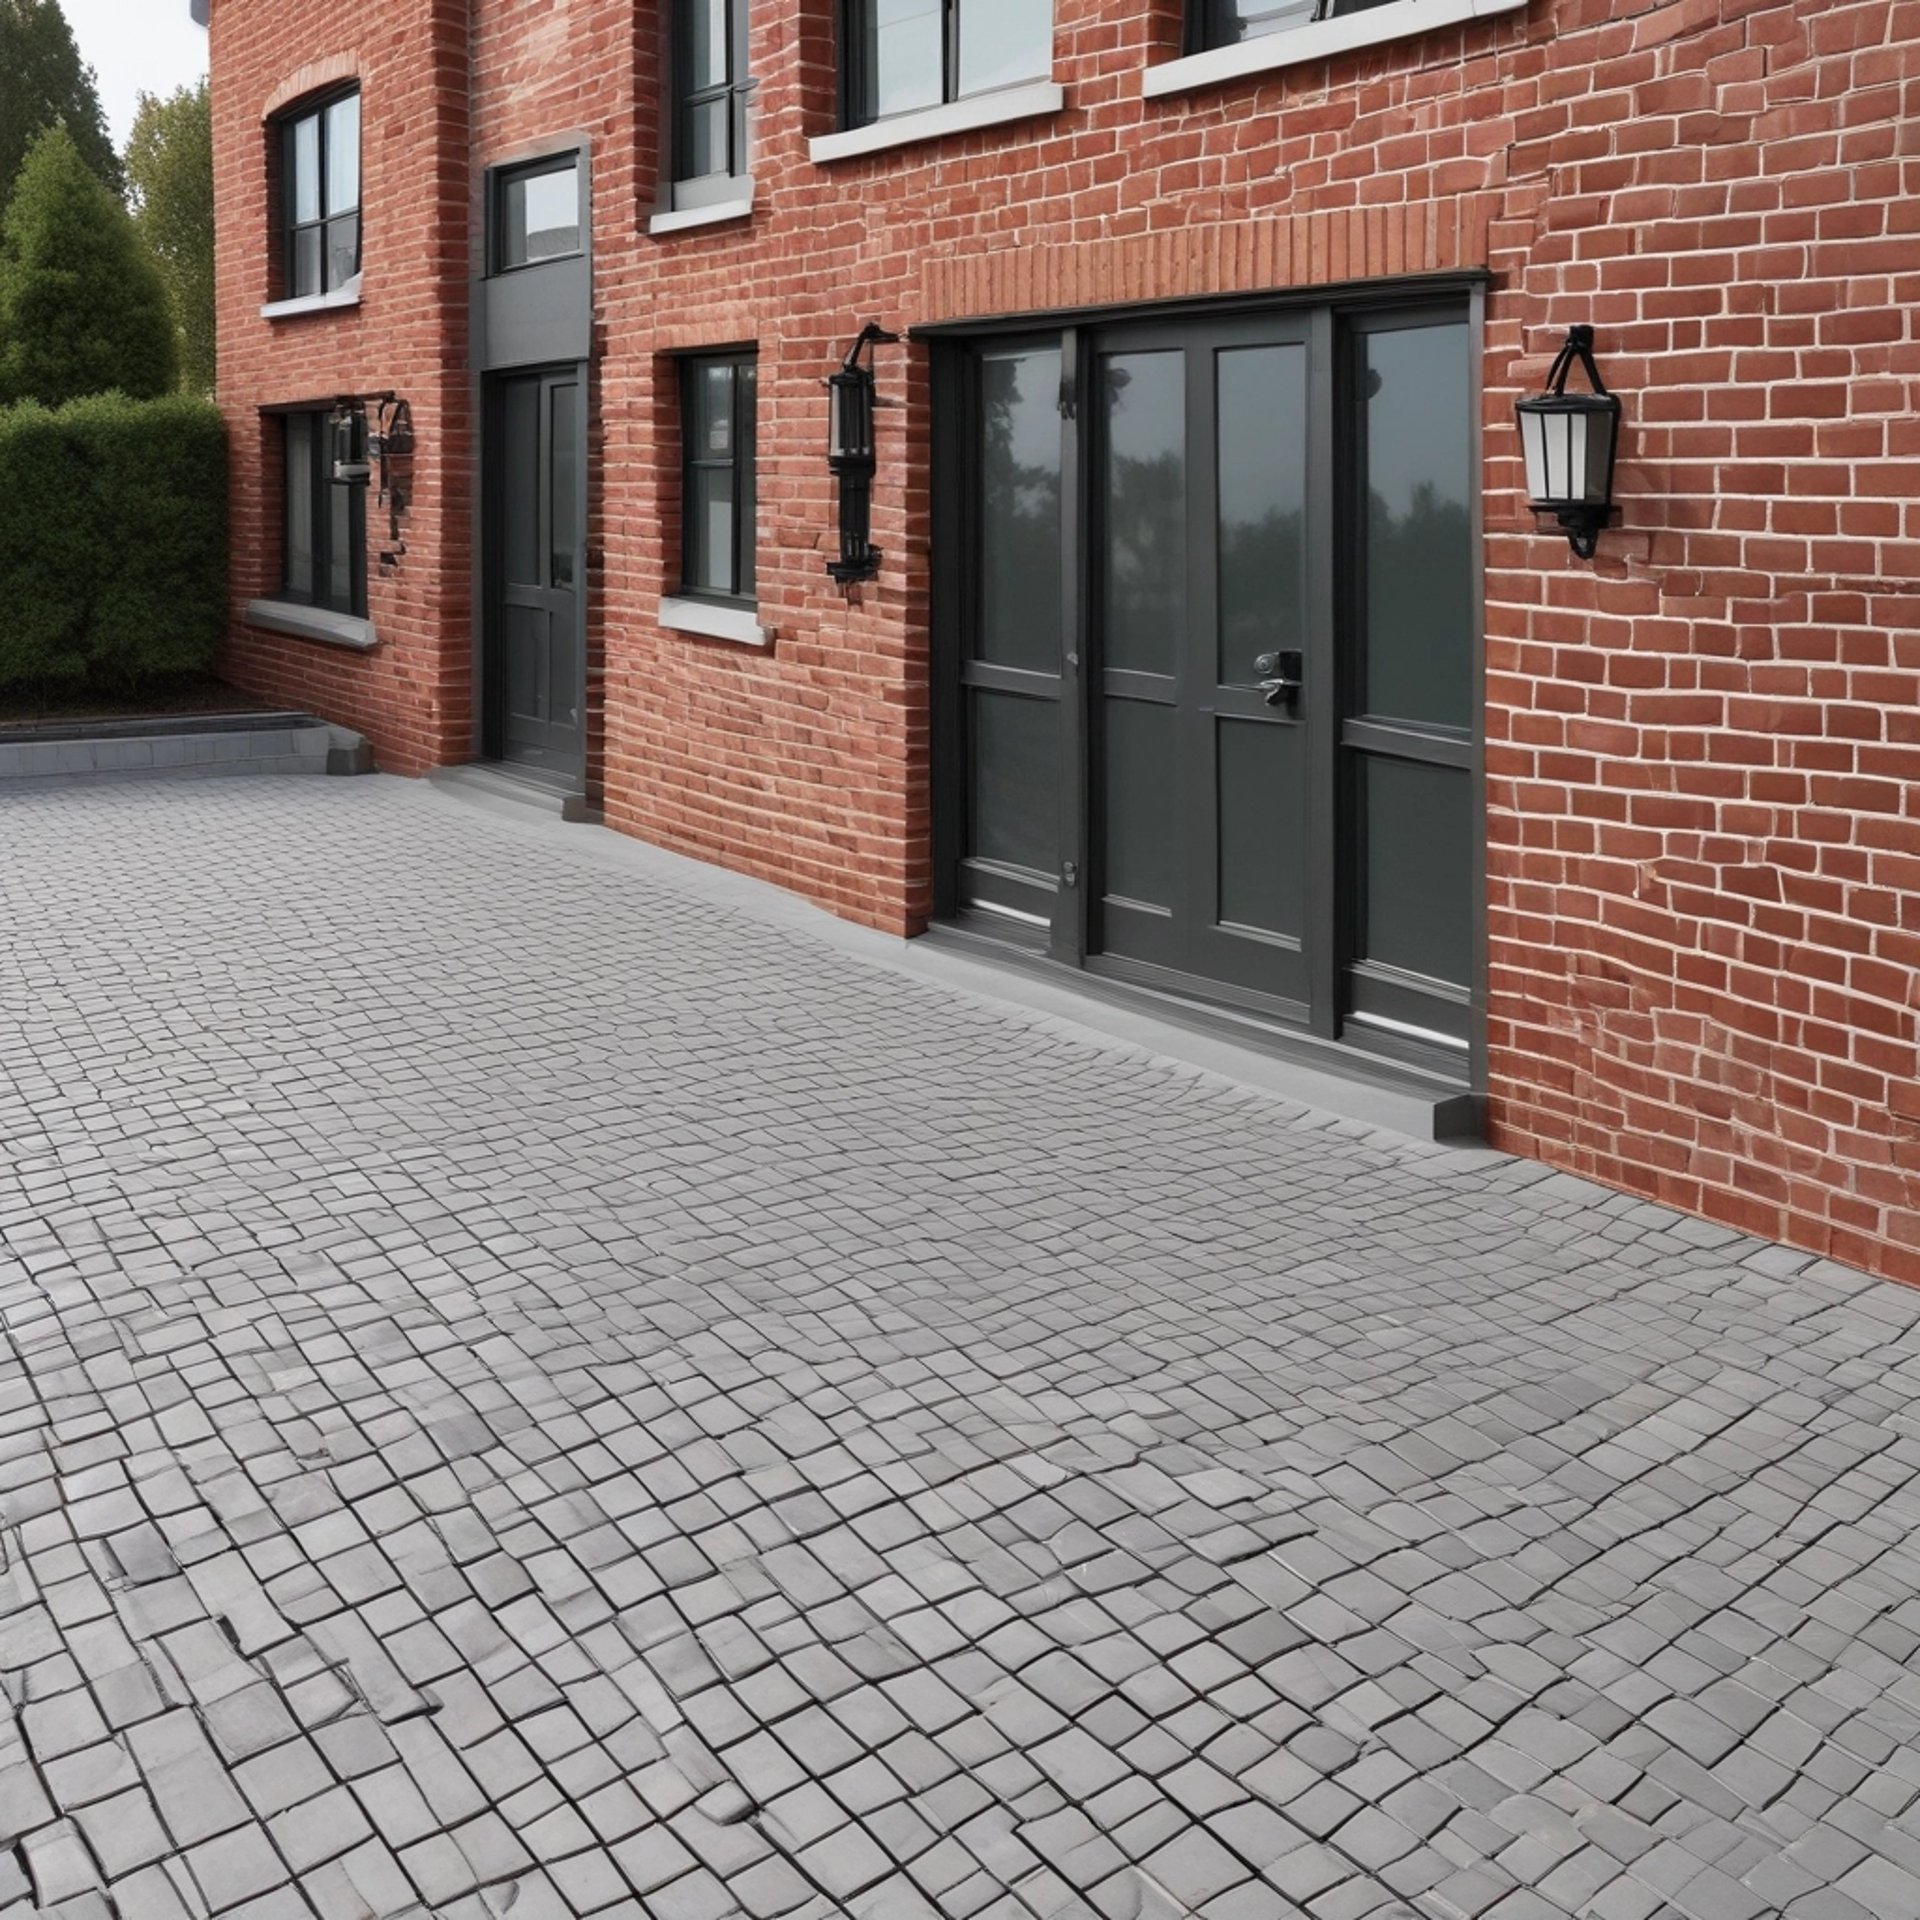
1514, 324, 1621, 559
825, 321, 899, 586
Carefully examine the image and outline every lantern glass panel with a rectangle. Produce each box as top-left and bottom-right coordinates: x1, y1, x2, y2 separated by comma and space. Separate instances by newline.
1519, 408, 1549, 505
830, 374, 873, 464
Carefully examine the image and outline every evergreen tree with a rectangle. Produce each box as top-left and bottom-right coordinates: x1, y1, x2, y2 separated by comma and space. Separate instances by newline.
0, 0, 121, 207
126, 81, 214, 395
0, 125, 177, 407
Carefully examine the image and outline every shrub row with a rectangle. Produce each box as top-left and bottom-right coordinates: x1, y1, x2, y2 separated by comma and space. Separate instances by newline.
0, 392, 226, 691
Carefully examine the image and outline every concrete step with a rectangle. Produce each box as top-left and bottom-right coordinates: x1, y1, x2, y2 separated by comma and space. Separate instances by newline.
0, 712, 373, 785
427, 762, 600, 823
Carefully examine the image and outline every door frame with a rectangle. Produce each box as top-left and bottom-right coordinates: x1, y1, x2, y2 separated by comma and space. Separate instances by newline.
479, 359, 591, 784
925, 272, 1489, 1094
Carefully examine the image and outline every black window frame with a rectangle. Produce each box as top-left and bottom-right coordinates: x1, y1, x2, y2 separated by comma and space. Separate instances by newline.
839, 0, 1054, 132
492, 151, 585, 275
670, 0, 753, 207
278, 410, 367, 619
678, 351, 759, 609
277, 84, 361, 301
1184, 0, 1398, 52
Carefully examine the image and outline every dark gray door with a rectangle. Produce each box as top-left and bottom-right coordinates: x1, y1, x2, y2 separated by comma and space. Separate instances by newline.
941, 299, 1477, 1079
489, 369, 582, 776
1094, 317, 1315, 1014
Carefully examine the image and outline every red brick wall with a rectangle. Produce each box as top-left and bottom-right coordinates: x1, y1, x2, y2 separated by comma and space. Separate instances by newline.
209, 0, 474, 774
211, 0, 1920, 1281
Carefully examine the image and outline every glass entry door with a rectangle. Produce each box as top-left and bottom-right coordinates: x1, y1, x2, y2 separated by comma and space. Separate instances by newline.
939, 298, 1479, 1081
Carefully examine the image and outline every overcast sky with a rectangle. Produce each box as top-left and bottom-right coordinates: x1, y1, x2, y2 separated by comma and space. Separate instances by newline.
63, 0, 209, 151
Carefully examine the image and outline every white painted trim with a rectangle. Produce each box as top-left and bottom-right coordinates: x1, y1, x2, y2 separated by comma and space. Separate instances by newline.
244, 599, 378, 651
658, 597, 770, 648
260, 275, 363, 320
1141, 0, 1526, 97
649, 187, 756, 236
809, 80, 1064, 165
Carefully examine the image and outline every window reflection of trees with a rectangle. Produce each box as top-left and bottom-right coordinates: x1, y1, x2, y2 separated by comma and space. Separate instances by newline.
1365, 481, 1472, 728
972, 350, 1063, 879
978, 352, 1061, 674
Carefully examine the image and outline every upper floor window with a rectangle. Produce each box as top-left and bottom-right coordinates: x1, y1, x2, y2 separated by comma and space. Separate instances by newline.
280, 88, 360, 299
1187, 0, 1398, 48
842, 0, 1052, 129
495, 154, 583, 271
672, 0, 752, 205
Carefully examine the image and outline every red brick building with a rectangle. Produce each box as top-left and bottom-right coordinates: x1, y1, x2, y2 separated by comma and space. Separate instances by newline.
199, 0, 1920, 1283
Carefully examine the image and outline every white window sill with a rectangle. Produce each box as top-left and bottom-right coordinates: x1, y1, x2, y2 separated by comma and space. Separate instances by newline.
810, 79, 1064, 164
659, 596, 769, 648
649, 186, 756, 236
261, 276, 363, 321
1142, 0, 1526, 96
244, 599, 378, 651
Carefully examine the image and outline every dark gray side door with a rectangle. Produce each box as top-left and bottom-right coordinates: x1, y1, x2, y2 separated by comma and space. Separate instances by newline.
488, 368, 582, 776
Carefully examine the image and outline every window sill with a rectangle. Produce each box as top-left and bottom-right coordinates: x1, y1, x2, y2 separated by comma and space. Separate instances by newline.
1142, 0, 1527, 96
658, 596, 769, 648
244, 599, 378, 651
809, 79, 1064, 164
260, 276, 363, 321
649, 186, 756, 236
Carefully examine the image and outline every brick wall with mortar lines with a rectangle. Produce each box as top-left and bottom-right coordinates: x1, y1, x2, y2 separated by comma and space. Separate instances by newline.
210, 0, 1920, 1282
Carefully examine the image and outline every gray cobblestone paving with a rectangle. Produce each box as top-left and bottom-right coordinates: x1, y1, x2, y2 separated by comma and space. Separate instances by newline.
4, 780, 1920, 1920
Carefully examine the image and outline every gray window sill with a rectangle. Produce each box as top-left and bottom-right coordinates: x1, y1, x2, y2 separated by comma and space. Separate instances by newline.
659, 596, 769, 648
809, 79, 1063, 164
244, 599, 378, 651
260, 275, 363, 320
649, 186, 755, 236
1143, 0, 1525, 95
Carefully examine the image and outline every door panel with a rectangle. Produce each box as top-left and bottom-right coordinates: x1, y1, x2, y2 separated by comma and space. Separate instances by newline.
956, 342, 1066, 929
1097, 346, 1186, 971
1344, 315, 1475, 1053
1095, 321, 1311, 1009
489, 369, 582, 777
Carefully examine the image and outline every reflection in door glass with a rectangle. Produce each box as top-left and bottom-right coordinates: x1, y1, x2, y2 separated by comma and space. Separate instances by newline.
978, 347, 1062, 673
1102, 352, 1185, 677
1359, 754, 1471, 990
1216, 344, 1306, 686
1361, 321, 1472, 731
970, 689, 1057, 876
550, 385, 577, 590
503, 378, 540, 587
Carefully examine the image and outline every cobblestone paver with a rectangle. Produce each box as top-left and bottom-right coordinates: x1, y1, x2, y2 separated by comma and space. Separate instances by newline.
4, 780, 1920, 1920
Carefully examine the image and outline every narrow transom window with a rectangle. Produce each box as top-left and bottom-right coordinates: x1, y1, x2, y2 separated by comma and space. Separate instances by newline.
1187, 0, 1397, 50
680, 353, 758, 606
280, 411, 366, 618
280, 88, 359, 299
673, 0, 752, 204
495, 154, 583, 272
842, 0, 1053, 129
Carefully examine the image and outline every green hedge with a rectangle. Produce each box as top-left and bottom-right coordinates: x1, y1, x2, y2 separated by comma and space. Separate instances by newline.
0, 391, 226, 690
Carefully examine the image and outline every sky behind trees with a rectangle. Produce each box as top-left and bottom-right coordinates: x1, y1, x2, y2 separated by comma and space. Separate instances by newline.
63, 0, 207, 148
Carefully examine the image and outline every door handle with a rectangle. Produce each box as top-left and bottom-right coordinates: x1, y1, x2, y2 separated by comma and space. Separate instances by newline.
1254, 650, 1303, 711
